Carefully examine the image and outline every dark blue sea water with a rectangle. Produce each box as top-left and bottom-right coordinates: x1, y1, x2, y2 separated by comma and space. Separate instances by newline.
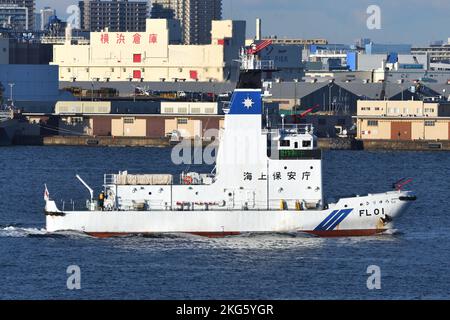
0, 146, 449, 300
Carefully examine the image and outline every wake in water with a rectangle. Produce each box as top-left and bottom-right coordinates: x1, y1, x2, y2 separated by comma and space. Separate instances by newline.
0, 226, 91, 239
0, 226, 48, 238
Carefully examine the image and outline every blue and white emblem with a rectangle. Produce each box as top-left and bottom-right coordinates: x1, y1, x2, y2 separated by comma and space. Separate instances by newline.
228, 90, 262, 115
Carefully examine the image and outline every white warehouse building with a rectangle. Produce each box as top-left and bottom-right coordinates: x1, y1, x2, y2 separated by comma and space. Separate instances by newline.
51, 19, 246, 83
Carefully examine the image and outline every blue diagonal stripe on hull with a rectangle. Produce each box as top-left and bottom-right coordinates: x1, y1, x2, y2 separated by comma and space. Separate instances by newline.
326, 209, 353, 231
314, 210, 340, 231
321, 210, 348, 231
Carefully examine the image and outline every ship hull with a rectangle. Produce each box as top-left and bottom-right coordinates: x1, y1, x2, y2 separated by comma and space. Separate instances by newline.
0, 119, 18, 146
46, 191, 415, 238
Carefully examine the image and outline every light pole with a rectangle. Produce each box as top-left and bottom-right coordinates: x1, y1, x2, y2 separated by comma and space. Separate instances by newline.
90, 79, 94, 102
8, 83, 15, 108
294, 78, 298, 113
131, 85, 136, 102
328, 80, 334, 113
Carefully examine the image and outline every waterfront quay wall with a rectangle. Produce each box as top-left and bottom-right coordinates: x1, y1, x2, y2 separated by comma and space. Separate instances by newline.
14, 135, 357, 150
13, 135, 450, 151
14, 136, 171, 147
361, 139, 450, 151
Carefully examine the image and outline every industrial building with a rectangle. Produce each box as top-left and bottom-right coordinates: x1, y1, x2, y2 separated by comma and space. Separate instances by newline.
412, 40, 450, 63
52, 19, 246, 83
365, 42, 411, 55
151, 0, 222, 45
0, 37, 53, 64
22, 100, 225, 140
79, 0, 148, 32
265, 81, 430, 114
356, 100, 450, 141
0, 0, 34, 30
0, 64, 74, 102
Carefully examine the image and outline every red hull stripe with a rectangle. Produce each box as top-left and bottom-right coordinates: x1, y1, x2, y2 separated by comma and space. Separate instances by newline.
305, 229, 386, 237
87, 233, 131, 238
87, 230, 385, 239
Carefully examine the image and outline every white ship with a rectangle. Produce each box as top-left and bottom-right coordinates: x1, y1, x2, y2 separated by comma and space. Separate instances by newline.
44, 45, 416, 238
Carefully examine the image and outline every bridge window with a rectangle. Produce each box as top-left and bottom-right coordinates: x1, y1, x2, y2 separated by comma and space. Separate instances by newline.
280, 140, 291, 147
302, 140, 312, 148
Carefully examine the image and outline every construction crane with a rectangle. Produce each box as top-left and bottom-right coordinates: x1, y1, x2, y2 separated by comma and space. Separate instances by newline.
246, 39, 273, 55
291, 105, 320, 124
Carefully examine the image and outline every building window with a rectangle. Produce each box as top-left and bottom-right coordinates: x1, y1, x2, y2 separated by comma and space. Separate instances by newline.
177, 118, 188, 125
124, 118, 135, 124
133, 70, 141, 79
70, 117, 83, 124
280, 140, 291, 147
367, 120, 379, 126
425, 120, 436, 126
190, 70, 198, 80
133, 54, 141, 63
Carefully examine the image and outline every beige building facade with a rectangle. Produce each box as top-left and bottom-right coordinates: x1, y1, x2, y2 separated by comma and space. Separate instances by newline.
356, 100, 450, 141
45, 100, 225, 139
52, 19, 246, 83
